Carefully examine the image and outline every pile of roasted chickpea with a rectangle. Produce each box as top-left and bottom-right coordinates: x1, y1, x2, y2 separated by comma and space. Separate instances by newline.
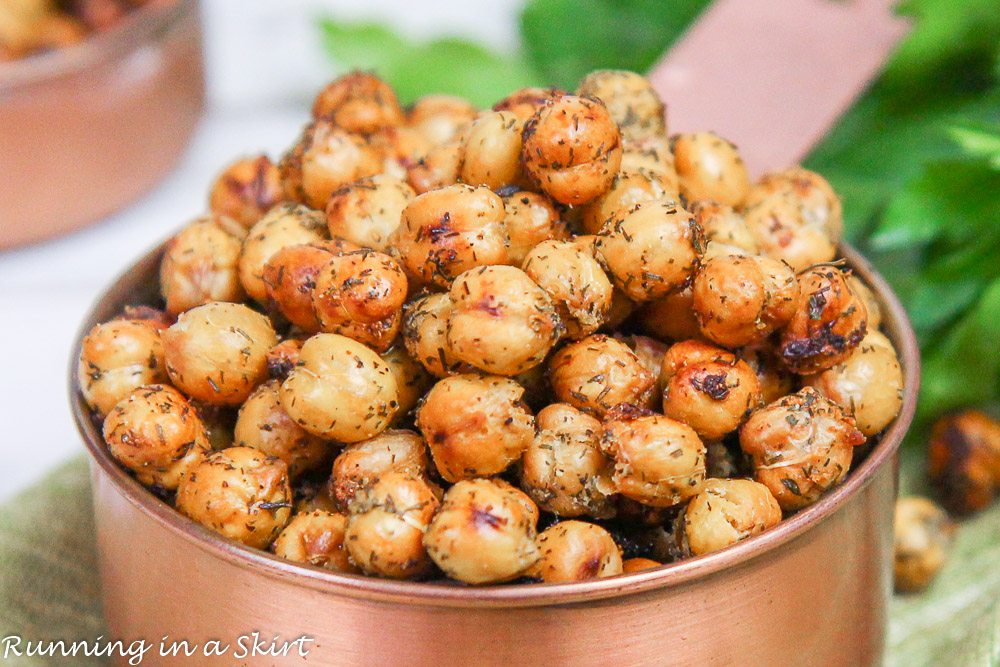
78, 70, 907, 585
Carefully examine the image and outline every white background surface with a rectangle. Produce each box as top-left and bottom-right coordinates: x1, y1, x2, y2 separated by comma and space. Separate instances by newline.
0, 0, 523, 501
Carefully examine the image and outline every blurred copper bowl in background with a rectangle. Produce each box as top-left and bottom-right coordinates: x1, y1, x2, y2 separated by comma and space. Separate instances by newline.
70, 242, 918, 666
0, 0, 204, 250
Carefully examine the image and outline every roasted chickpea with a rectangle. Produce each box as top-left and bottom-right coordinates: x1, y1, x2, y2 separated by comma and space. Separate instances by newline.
519, 240, 611, 340
381, 345, 433, 421
745, 167, 843, 244
176, 446, 292, 549
162, 302, 277, 406
324, 174, 415, 251
345, 471, 439, 579
207, 155, 284, 228
78, 318, 167, 416
262, 240, 357, 333
530, 521, 623, 582
927, 410, 1000, 516
408, 94, 478, 145
401, 292, 473, 378
160, 215, 247, 315
847, 274, 882, 330
622, 557, 661, 573
739, 345, 796, 405
273, 510, 358, 573
549, 335, 656, 416
416, 374, 534, 482
234, 381, 329, 478
576, 70, 665, 141
620, 135, 679, 190
624, 335, 669, 405
279, 120, 382, 209
493, 86, 565, 121
460, 110, 524, 189
893, 496, 956, 593
596, 199, 703, 302
406, 133, 466, 194
280, 333, 398, 442
683, 479, 781, 555
331, 429, 430, 508
740, 387, 865, 511
672, 131, 750, 207
239, 203, 327, 304
102, 384, 210, 490
501, 190, 569, 265
266, 339, 302, 380
601, 404, 706, 507
689, 200, 758, 259
521, 95, 623, 205
311, 71, 403, 134
779, 266, 868, 374
743, 191, 837, 272
636, 287, 702, 342
391, 184, 508, 288
368, 124, 433, 178
424, 478, 541, 584
579, 169, 676, 235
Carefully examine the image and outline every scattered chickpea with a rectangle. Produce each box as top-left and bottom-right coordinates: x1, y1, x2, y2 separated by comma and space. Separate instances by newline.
160, 215, 247, 315
493, 86, 565, 121
460, 110, 525, 189
408, 94, 478, 145
279, 120, 382, 209
549, 335, 656, 416
672, 131, 750, 207
689, 200, 758, 259
78, 317, 167, 417
401, 292, 474, 378
273, 510, 358, 573
501, 189, 569, 265
208, 155, 283, 228
743, 191, 837, 272
530, 521, 623, 582
576, 70, 665, 141
893, 496, 956, 593
331, 429, 431, 509
927, 410, 1000, 516
381, 345, 434, 422
312, 71, 404, 135
847, 274, 883, 330
234, 381, 329, 478
406, 132, 466, 194
263, 240, 356, 333
520, 240, 611, 340
580, 169, 676, 235
738, 345, 797, 405
620, 135, 679, 190
636, 287, 703, 342
745, 167, 843, 245
684, 479, 782, 555
238, 203, 327, 304
325, 174, 415, 251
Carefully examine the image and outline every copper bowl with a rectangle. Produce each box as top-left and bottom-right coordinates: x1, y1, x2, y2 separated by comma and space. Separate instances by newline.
0, 0, 204, 249
70, 242, 919, 666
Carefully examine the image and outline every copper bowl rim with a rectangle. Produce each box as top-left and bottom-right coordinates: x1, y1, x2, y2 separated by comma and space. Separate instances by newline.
69, 239, 920, 609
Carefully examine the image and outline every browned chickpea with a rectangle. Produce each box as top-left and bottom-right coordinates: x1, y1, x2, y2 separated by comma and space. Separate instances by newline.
779, 266, 868, 374
381, 345, 433, 422
738, 345, 796, 405
689, 200, 758, 259
672, 131, 750, 207
406, 132, 466, 194
345, 471, 439, 579
893, 496, 956, 592
579, 169, 676, 235
927, 410, 1000, 516
176, 446, 292, 549
325, 174, 415, 251
847, 274, 882, 330
522, 240, 613, 340
416, 374, 534, 482
577, 70, 665, 141
162, 302, 277, 406
408, 94, 478, 145
424, 478, 541, 584
263, 240, 359, 332
660, 340, 762, 440
521, 95, 623, 205
595, 199, 703, 302
311, 71, 403, 134
625, 335, 669, 406
743, 192, 837, 272
239, 203, 327, 304
78, 318, 167, 417
207, 155, 284, 228
460, 110, 524, 189
273, 510, 358, 573
102, 384, 210, 490
636, 287, 702, 342
549, 335, 656, 416
368, 125, 433, 178
501, 190, 569, 265
601, 404, 706, 507
280, 333, 398, 442
391, 184, 508, 288
401, 292, 474, 378
604, 289, 639, 331
493, 86, 565, 121
234, 381, 329, 478
279, 120, 382, 209
622, 557, 661, 573
683, 479, 782, 555
530, 521, 623, 582
160, 215, 247, 315
266, 338, 302, 381
331, 429, 430, 509
620, 135, 679, 190
740, 387, 865, 511
745, 167, 843, 245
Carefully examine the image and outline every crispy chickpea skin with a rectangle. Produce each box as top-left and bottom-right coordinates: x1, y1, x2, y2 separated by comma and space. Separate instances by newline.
893, 496, 956, 592
391, 184, 509, 288
280, 333, 399, 442
620, 135, 679, 190
424, 478, 541, 584
580, 169, 675, 235
325, 174, 415, 251
779, 266, 868, 374
273, 510, 358, 573
406, 132, 466, 194
746, 167, 843, 245
160, 215, 247, 315
416, 374, 534, 482
102, 384, 210, 490
234, 381, 329, 478
636, 287, 702, 342
461, 110, 525, 189
345, 471, 440, 579
549, 335, 656, 416
672, 131, 750, 207
176, 446, 292, 549
493, 86, 565, 121
576, 70, 665, 141
683, 479, 781, 555
331, 429, 430, 508
239, 203, 327, 304
601, 404, 707, 507
521, 403, 616, 518
739, 345, 796, 405
162, 302, 277, 406
78, 318, 167, 416
408, 94, 478, 145
740, 387, 865, 511
521, 94, 623, 205
311, 71, 404, 134
927, 410, 1000, 516
743, 191, 837, 272
530, 521, 623, 582
401, 292, 473, 378
447, 266, 562, 376
279, 120, 382, 209
263, 240, 358, 333
523, 240, 613, 339
208, 155, 284, 228
381, 345, 434, 422
689, 200, 759, 259
501, 190, 569, 265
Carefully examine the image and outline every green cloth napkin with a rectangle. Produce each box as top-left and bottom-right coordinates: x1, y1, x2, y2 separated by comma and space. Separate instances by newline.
1, 457, 997, 666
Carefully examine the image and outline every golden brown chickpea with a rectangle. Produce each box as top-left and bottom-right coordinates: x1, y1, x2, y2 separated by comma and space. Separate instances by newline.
234, 381, 329, 478
493, 86, 565, 121
847, 274, 882, 330
391, 184, 508, 288
416, 374, 534, 482
530, 521, 623, 582
262, 240, 359, 332
330, 429, 430, 509
279, 120, 382, 209
595, 199, 703, 302
501, 189, 569, 265
176, 446, 292, 549
927, 410, 1000, 516
620, 135, 679, 190
672, 131, 750, 207
239, 203, 327, 304
424, 478, 541, 584
740, 387, 865, 511
325, 174, 415, 251
779, 266, 868, 374
738, 345, 796, 405
280, 333, 399, 442
601, 404, 707, 507
78, 318, 167, 417
162, 302, 277, 406
460, 110, 525, 189
102, 384, 210, 490
579, 169, 676, 235
446, 265, 562, 376
689, 200, 758, 259
207, 155, 284, 228
745, 167, 843, 245
522, 240, 612, 340
684, 479, 781, 556
345, 471, 439, 579
381, 345, 433, 422
893, 497, 956, 593
622, 557, 661, 573
577, 70, 665, 141
743, 191, 837, 272
660, 340, 762, 440
273, 510, 358, 573
406, 133, 466, 194
159, 215, 247, 315
266, 338, 302, 381
625, 335, 669, 406
368, 125, 433, 178
311, 71, 404, 134
521, 94, 623, 205
549, 335, 656, 416
408, 94, 478, 145
401, 292, 474, 378
636, 287, 702, 342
